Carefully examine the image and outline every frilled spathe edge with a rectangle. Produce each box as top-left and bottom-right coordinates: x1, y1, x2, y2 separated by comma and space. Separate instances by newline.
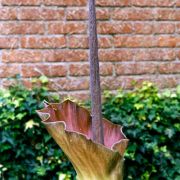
37, 99, 128, 156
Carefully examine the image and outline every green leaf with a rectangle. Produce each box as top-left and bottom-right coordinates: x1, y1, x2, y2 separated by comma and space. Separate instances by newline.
39, 75, 49, 84
177, 85, 180, 94
24, 119, 39, 131
35, 166, 46, 176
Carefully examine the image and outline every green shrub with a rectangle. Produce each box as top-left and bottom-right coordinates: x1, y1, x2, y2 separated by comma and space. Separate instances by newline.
102, 82, 180, 180
0, 80, 180, 180
0, 79, 75, 180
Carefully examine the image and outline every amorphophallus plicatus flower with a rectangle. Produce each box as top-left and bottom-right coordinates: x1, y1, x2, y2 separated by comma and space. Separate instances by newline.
37, 0, 128, 179
37, 100, 128, 180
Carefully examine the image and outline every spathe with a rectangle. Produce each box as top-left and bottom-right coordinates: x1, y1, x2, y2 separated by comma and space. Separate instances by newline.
37, 100, 128, 180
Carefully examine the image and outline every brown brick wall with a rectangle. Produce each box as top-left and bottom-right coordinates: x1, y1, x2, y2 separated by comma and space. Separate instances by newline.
0, 0, 180, 99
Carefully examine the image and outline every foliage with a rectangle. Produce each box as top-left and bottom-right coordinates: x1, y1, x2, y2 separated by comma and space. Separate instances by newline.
102, 82, 180, 180
0, 80, 180, 180
0, 78, 75, 180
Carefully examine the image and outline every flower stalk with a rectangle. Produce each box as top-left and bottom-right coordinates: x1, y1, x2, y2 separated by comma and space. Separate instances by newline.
88, 0, 104, 144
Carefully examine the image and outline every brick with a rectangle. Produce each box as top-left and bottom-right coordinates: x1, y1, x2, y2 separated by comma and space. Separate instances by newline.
155, 76, 179, 88
44, 0, 86, 6
1, 0, 41, 5
175, 9, 180, 20
176, 50, 180, 59
115, 62, 157, 75
134, 49, 176, 61
0, 22, 44, 35
69, 63, 113, 76
99, 49, 133, 62
0, 64, 21, 78
96, 8, 110, 20
68, 35, 88, 48
21, 64, 67, 77
66, 8, 87, 20
101, 77, 119, 90
101, 76, 136, 90
97, 22, 133, 34
176, 0, 180, 6
18, 8, 41, 20
18, 8, 64, 20
67, 35, 112, 49
48, 23, 65, 34
114, 36, 177, 48
96, 0, 130, 7
0, 37, 19, 49
175, 37, 180, 47
69, 64, 89, 76
112, 8, 154, 20
176, 23, 180, 34
158, 63, 180, 74
42, 8, 65, 20
155, 9, 175, 20
131, 0, 155, 7
63, 22, 87, 34
153, 23, 175, 34
99, 37, 112, 48
133, 22, 153, 34
66, 8, 110, 20
113, 36, 157, 48
157, 36, 176, 47
21, 64, 50, 77
132, 0, 175, 7
21, 36, 66, 49
132, 76, 174, 90
50, 64, 67, 77
44, 50, 88, 62
48, 22, 87, 34
2, 50, 44, 63
50, 77, 89, 91
0, 8, 17, 20
100, 63, 113, 75
155, 0, 176, 7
